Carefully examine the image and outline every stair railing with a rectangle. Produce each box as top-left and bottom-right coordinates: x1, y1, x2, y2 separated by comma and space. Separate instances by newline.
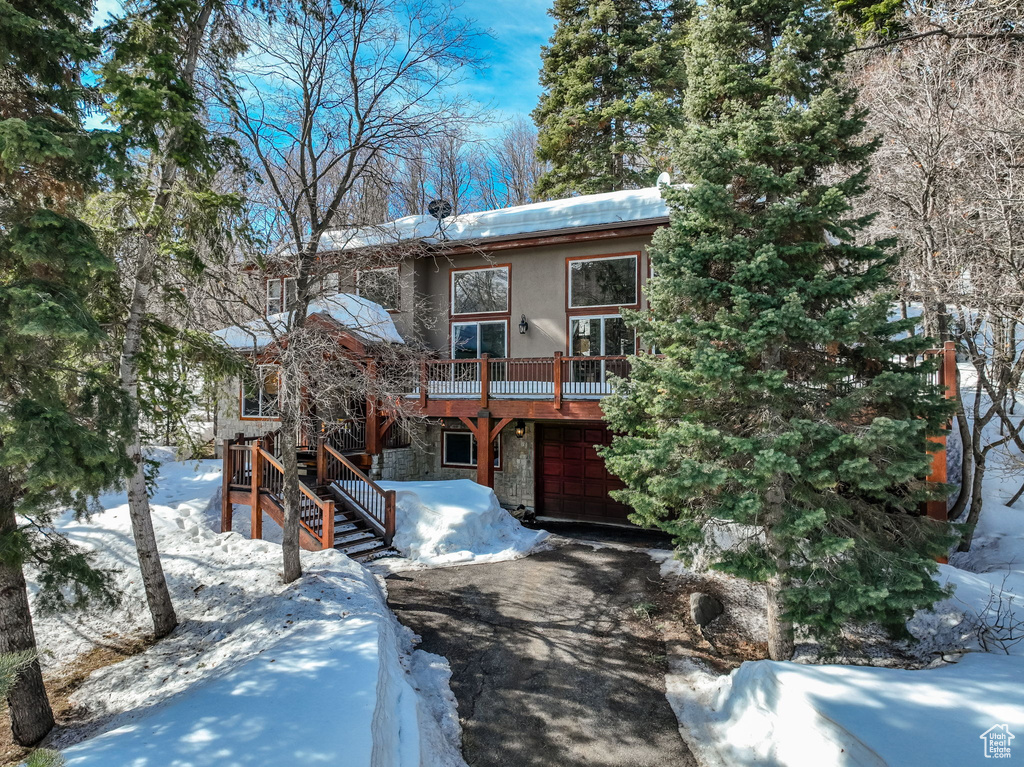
321, 439, 396, 546
251, 444, 336, 550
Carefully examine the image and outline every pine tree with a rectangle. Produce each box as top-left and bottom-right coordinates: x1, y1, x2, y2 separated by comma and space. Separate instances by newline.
601, 0, 955, 659
0, 0, 129, 745
532, 0, 689, 198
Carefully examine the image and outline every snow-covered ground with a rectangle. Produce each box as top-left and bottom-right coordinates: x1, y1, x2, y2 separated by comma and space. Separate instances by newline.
31, 455, 468, 766
666, 363, 1024, 766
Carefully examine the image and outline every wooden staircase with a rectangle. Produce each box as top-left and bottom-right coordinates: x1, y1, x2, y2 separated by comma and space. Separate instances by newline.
222, 431, 398, 563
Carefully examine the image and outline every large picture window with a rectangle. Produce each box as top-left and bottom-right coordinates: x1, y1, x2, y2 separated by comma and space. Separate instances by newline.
241, 365, 281, 419
357, 267, 400, 311
442, 431, 500, 469
452, 320, 507, 359
570, 315, 636, 357
451, 266, 509, 315
568, 255, 638, 309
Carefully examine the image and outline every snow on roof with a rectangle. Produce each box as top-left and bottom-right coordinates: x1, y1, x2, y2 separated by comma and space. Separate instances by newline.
319, 186, 671, 251
212, 293, 404, 351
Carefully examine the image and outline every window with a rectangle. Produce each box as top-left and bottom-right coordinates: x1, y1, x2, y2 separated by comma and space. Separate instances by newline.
241, 365, 281, 418
452, 320, 507, 359
570, 315, 636, 357
451, 266, 509, 315
358, 267, 400, 311
442, 431, 500, 469
266, 277, 298, 315
568, 255, 638, 309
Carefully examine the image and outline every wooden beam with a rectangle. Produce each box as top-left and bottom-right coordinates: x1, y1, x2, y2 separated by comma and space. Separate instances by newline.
416, 397, 607, 421
489, 417, 513, 445
479, 354, 490, 409
476, 413, 495, 489
553, 351, 563, 410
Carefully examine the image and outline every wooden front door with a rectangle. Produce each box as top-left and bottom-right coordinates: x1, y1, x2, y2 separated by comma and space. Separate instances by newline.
535, 423, 633, 524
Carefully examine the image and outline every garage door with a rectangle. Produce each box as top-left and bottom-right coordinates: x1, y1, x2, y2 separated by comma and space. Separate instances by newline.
536, 423, 634, 524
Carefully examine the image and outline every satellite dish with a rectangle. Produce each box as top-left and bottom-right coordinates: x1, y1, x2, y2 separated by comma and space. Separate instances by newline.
427, 199, 453, 220
656, 172, 671, 187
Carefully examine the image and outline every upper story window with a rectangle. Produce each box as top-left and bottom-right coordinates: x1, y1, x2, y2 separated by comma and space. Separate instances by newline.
451, 265, 509, 316
568, 255, 638, 309
241, 364, 280, 419
358, 267, 400, 311
267, 277, 297, 315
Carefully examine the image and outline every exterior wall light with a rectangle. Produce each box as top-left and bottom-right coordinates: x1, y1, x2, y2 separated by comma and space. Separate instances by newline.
514, 420, 526, 439
519, 314, 529, 334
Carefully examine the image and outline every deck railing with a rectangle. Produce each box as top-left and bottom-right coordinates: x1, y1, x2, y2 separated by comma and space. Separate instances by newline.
416, 352, 633, 408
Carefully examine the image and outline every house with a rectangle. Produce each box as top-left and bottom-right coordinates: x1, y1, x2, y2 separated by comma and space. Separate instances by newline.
212, 186, 958, 557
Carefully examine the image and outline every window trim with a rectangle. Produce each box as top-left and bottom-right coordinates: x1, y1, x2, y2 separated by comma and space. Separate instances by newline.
239, 364, 282, 421
356, 266, 401, 312
566, 253, 640, 312
450, 319, 509, 359
440, 429, 502, 470
567, 313, 638, 357
450, 264, 511, 317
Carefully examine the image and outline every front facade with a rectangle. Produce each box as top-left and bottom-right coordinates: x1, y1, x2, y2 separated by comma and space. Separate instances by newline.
216, 188, 670, 526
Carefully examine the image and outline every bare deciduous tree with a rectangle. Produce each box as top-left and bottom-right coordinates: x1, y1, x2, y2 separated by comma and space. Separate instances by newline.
853, 3, 1024, 548
209, 0, 479, 582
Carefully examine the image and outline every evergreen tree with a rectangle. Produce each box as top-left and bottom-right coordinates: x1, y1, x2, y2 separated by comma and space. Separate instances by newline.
0, 0, 128, 745
601, 0, 954, 659
532, 0, 689, 198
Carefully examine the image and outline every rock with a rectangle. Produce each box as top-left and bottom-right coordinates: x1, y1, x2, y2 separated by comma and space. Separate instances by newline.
690, 592, 724, 627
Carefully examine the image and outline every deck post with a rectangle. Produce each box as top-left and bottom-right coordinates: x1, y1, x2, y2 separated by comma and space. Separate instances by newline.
476, 412, 495, 489
479, 354, 491, 409
384, 490, 397, 546
322, 500, 335, 550
250, 440, 263, 540
925, 341, 958, 525
221, 438, 233, 532
316, 436, 327, 487
419, 360, 429, 408
553, 351, 563, 410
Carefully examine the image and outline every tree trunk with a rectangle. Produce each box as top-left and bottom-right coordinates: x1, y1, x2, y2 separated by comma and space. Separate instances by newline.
0, 469, 54, 746
956, 452, 986, 553
119, 251, 177, 638
763, 481, 794, 660
279, 405, 302, 583
948, 404, 973, 521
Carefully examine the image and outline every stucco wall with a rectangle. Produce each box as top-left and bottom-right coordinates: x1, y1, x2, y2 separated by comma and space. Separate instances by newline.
414, 236, 653, 357
214, 376, 279, 451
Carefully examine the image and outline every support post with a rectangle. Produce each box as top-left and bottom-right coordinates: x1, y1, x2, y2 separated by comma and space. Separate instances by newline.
250, 440, 263, 540
553, 351, 563, 410
384, 490, 397, 546
925, 341, 958, 525
479, 353, 491, 409
476, 412, 495, 489
366, 359, 381, 455
322, 500, 335, 550
419, 360, 429, 408
316, 436, 327, 487
221, 438, 233, 533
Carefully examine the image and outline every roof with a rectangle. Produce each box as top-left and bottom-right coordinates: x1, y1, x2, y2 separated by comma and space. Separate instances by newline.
318, 186, 671, 251
212, 294, 404, 352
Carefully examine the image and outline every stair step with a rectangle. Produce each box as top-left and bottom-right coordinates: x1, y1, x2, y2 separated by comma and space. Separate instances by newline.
345, 543, 394, 561
334, 529, 376, 544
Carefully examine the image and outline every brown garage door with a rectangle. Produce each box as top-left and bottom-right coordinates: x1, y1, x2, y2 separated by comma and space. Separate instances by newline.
536, 423, 634, 524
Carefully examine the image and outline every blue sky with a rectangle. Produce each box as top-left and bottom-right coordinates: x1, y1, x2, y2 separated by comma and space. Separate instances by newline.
91, 0, 554, 125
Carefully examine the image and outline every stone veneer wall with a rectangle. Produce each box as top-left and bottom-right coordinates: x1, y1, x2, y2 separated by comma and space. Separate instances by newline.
214, 376, 279, 455
374, 419, 536, 510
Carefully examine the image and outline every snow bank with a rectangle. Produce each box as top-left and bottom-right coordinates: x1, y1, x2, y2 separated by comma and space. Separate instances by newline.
212, 293, 404, 351
35, 459, 465, 766
379, 480, 549, 566
671, 654, 1024, 767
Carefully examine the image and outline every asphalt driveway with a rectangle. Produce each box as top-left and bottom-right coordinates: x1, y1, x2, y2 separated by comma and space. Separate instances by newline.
385, 542, 696, 767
